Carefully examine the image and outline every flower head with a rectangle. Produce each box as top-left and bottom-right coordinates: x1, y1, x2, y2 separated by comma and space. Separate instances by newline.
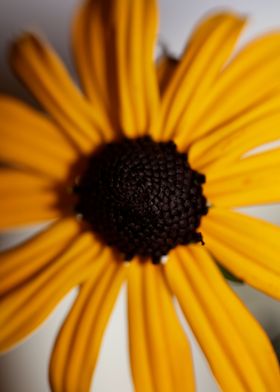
1, 1, 280, 391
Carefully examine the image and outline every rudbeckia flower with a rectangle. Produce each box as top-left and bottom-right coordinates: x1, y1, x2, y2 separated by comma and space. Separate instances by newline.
1, 0, 280, 391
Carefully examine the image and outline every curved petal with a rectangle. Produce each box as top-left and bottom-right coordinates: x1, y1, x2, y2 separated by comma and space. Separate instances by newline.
0, 137, 67, 183
73, 0, 160, 138
0, 217, 82, 295
201, 208, 280, 299
9, 33, 105, 153
0, 96, 78, 181
127, 260, 154, 392
0, 166, 76, 229
203, 147, 280, 206
206, 146, 280, 180
127, 260, 195, 392
49, 254, 126, 392
0, 168, 58, 195
0, 167, 74, 199
177, 31, 280, 149
73, 0, 119, 138
0, 192, 72, 230
0, 95, 78, 160
164, 247, 280, 392
204, 169, 280, 207
189, 105, 280, 171
160, 12, 246, 143
0, 230, 103, 353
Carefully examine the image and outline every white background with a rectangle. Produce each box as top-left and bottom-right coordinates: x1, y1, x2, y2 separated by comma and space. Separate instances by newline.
0, 0, 280, 391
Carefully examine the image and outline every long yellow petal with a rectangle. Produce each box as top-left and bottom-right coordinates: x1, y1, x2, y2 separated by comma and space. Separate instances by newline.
156, 267, 195, 392
188, 246, 280, 389
0, 192, 72, 229
0, 96, 78, 180
0, 167, 76, 206
208, 186, 280, 207
0, 206, 61, 230
204, 147, 280, 206
0, 134, 69, 181
50, 253, 126, 392
127, 260, 195, 392
0, 231, 102, 353
9, 33, 104, 152
205, 146, 280, 182
204, 169, 280, 207
189, 105, 280, 171
0, 168, 55, 195
143, 262, 174, 392
115, 0, 159, 137
75, 0, 159, 139
144, 262, 195, 392
0, 95, 78, 160
127, 260, 154, 392
0, 167, 76, 229
201, 209, 280, 299
0, 96, 81, 182
0, 217, 82, 294
160, 12, 246, 143
72, 0, 117, 141
164, 247, 280, 391
178, 32, 280, 149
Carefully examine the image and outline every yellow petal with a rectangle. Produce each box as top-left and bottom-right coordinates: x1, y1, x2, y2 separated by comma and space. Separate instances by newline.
0, 231, 103, 353
75, 0, 159, 138
72, 0, 117, 141
0, 206, 61, 229
201, 208, 280, 299
205, 146, 280, 182
9, 33, 104, 152
164, 247, 280, 391
0, 134, 68, 182
0, 168, 76, 204
160, 12, 246, 144
127, 260, 154, 392
0, 97, 78, 181
178, 32, 280, 149
115, 0, 159, 137
0, 217, 82, 294
50, 254, 125, 392
156, 266, 195, 392
0, 168, 56, 194
0, 167, 76, 229
127, 260, 195, 392
189, 105, 280, 171
0, 192, 72, 230
188, 246, 280, 389
204, 170, 280, 207
0, 95, 78, 161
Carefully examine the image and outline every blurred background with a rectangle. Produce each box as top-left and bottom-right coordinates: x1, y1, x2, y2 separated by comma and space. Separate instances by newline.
0, 0, 280, 391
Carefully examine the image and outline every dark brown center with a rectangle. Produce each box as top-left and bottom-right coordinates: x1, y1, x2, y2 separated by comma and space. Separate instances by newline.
75, 136, 208, 263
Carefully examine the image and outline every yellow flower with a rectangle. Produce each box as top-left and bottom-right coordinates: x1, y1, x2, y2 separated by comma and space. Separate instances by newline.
1, 1, 280, 391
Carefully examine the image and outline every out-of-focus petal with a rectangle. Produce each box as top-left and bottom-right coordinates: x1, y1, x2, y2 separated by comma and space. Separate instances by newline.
50, 254, 126, 392
177, 31, 280, 149
164, 247, 280, 391
160, 12, 246, 144
0, 230, 103, 352
73, 0, 160, 139
202, 208, 280, 299
128, 260, 195, 392
9, 33, 105, 152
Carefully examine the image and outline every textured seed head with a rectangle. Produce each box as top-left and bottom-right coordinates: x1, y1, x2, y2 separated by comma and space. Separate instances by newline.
75, 136, 208, 263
